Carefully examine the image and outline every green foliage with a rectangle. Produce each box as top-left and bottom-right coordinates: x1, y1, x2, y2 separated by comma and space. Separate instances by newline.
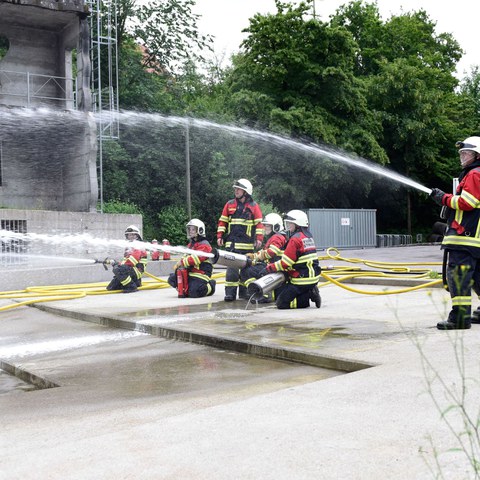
0, 35, 9, 60
102, 199, 142, 214
100, 0, 480, 237
156, 204, 190, 246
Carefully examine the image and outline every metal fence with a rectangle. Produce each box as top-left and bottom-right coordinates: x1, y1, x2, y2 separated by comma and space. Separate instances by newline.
0, 70, 76, 109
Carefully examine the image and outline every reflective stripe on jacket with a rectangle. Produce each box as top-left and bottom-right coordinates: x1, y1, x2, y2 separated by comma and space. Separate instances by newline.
217, 197, 264, 251
267, 228, 321, 285
442, 163, 480, 256
179, 238, 213, 278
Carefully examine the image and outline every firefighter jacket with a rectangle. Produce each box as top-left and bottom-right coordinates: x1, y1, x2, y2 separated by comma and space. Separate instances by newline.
266, 228, 321, 285
255, 232, 287, 264
217, 197, 264, 252
177, 237, 213, 282
441, 159, 480, 257
121, 246, 148, 280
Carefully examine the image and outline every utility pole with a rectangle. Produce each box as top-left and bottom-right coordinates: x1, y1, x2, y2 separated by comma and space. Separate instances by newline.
185, 118, 192, 219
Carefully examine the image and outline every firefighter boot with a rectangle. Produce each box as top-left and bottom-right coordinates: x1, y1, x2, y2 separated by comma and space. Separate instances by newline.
471, 306, 480, 324
224, 286, 237, 302
310, 285, 321, 308
437, 311, 471, 330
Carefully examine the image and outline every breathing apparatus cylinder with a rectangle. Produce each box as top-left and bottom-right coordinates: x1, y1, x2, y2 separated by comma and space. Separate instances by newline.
212, 249, 252, 269
247, 272, 286, 300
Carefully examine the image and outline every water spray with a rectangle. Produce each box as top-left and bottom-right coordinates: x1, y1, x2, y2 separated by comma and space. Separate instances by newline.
100, 111, 432, 195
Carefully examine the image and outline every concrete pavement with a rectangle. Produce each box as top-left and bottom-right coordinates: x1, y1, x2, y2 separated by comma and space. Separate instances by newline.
0, 245, 479, 479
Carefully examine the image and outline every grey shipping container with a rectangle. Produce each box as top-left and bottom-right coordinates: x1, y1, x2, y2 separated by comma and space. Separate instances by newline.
307, 209, 377, 249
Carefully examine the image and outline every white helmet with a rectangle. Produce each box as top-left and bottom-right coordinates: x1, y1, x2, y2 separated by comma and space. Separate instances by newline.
233, 178, 253, 196
186, 218, 205, 239
263, 213, 283, 233
284, 210, 309, 228
125, 225, 142, 240
457, 136, 480, 154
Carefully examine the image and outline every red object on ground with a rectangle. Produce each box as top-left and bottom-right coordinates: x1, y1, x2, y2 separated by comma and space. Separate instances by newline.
162, 239, 171, 260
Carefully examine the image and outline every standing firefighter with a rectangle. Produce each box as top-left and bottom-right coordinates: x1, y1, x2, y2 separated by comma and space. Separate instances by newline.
217, 179, 264, 301
263, 210, 321, 309
168, 219, 216, 298
106, 225, 148, 293
240, 212, 287, 302
430, 136, 480, 330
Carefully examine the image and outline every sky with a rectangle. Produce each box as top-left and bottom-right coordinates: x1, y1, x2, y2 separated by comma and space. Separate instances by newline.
192, 0, 479, 79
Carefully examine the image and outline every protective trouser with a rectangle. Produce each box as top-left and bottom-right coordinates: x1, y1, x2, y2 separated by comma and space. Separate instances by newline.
445, 249, 480, 323
107, 265, 138, 292
274, 282, 315, 309
168, 272, 216, 298
240, 263, 267, 288
225, 267, 248, 299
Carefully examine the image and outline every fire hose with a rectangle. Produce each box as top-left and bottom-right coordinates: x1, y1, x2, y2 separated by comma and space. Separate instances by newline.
0, 247, 442, 312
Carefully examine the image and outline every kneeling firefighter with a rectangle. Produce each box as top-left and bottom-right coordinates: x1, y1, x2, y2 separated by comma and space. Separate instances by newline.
168, 219, 216, 298
260, 210, 321, 309
429, 136, 480, 330
105, 225, 148, 293
240, 213, 287, 303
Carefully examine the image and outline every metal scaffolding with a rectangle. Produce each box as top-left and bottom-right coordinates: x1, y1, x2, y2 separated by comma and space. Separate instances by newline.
87, 0, 120, 212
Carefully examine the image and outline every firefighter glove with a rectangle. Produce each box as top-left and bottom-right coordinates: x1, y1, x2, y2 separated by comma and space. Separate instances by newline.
430, 188, 446, 206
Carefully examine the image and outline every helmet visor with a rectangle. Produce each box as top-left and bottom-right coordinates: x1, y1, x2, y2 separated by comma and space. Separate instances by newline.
456, 141, 477, 150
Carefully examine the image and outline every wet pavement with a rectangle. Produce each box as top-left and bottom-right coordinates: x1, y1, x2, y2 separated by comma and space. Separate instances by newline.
1, 245, 480, 479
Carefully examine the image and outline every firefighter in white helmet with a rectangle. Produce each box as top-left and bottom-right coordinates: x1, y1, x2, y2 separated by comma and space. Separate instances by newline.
430, 136, 480, 330
105, 225, 148, 293
217, 178, 264, 301
167, 219, 216, 298
261, 210, 321, 309
240, 212, 287, 303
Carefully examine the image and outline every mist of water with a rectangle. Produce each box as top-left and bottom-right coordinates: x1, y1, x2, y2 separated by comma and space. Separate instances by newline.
99, 111, 432, 195
0, 230, 214, 261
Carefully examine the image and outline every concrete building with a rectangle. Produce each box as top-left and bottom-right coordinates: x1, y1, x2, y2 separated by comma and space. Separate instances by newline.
0, 0, 97, 212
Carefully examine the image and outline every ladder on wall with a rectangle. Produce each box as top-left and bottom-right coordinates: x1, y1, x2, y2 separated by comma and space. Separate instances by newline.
86, 0, 120, 212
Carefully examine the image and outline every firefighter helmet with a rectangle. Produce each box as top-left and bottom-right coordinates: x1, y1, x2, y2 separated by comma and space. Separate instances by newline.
456, 136, 480, 154
284, 210, 309, 228
125, 225, 142, 241
263, 213, 283, 233
233, 178, 253, 196
186, 218, 205, 238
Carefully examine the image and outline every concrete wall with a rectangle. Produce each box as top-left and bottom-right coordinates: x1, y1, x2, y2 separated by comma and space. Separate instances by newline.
0, 209, 144, 260
0, 107, 98, 211
0, 0, 97, 212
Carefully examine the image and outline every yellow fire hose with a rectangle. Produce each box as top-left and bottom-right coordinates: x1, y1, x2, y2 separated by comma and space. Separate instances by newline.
0, 249, 442, 313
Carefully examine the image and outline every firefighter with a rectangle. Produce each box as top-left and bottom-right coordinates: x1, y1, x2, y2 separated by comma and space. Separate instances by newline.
430, 136, 480, 330
150, 239, 160, 261
167, 219, 216, 298
106, 225, 148, 293
240, 212, 287, 302
217, 178, 264, 301
262, 210, 321, 309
